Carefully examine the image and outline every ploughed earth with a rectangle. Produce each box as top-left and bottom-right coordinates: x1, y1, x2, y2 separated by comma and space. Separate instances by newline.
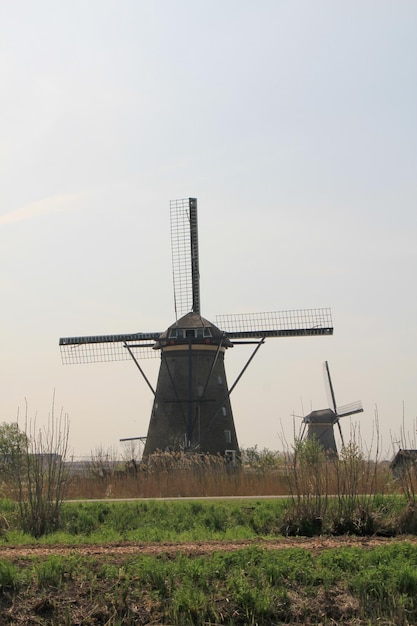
1, 534, 416, 562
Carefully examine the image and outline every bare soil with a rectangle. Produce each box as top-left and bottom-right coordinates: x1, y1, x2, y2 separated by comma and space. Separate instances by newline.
0, 534, 414, 563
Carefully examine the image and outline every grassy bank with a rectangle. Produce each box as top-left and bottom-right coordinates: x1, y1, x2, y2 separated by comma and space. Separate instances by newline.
0, 495, 416, 545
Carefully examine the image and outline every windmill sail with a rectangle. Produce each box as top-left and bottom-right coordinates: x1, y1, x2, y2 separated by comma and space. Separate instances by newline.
217, 308, 333, 339
170, 197, 200, 319
323, 361, 363, 417
324, 360, 337, 412
336, 401, 363, 418
59, 332, 161, 364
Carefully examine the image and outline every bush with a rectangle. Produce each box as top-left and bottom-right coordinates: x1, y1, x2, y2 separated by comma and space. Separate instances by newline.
14, 397, 70, 537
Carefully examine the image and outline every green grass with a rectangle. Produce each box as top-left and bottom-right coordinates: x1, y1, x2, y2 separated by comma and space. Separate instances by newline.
0, 492, 416, 624
44, 499, 288, 543
2, 543, 417, 624
0, 495, 412, 545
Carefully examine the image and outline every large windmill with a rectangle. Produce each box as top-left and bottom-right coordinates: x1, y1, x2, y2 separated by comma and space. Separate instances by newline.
60, 197, 333, 459
300, 361, 363, 456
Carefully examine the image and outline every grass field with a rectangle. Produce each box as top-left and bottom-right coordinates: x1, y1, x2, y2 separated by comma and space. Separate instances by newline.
2, 540, 417, 624
1, 441, 417, 623
0, 498, 417, 624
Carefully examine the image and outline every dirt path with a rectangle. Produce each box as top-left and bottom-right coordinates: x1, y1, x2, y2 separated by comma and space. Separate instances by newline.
1, 535, 415, 562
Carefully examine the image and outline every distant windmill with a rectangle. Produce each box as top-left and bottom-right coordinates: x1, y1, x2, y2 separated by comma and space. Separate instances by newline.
300, 361, 363, 455
59, 198, 334, 459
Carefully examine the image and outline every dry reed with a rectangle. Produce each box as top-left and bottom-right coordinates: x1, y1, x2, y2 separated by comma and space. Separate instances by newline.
63, 449, 397, 500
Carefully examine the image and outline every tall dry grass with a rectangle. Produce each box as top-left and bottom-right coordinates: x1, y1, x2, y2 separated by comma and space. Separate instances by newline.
64, 446, 398, 501
66, 451, 290, 499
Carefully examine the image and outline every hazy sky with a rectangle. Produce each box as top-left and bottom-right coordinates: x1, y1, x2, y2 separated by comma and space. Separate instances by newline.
1, 1, 416, 459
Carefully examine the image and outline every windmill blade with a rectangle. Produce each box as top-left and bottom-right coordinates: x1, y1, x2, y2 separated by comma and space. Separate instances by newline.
170, 197, 200, 318
335, 417, 345, 448
323, 362, 364, 418
300, 420, 307, 441
59, 332, 161, 364
323, 361, 337, 413
336, 401, 364, 418
216, 308, 333, 339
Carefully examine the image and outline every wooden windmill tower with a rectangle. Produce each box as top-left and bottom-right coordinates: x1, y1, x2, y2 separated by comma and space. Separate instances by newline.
301, 361, 363, 456
59, 197, 334, 459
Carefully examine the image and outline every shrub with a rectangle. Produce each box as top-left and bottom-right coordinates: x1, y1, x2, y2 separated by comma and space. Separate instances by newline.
14, 397, 70, 537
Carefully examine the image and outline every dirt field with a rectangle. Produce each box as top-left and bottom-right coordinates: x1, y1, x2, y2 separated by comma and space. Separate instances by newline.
1, 534, 415, 563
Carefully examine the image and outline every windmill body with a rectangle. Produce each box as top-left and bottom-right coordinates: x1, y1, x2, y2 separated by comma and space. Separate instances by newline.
145, 312, 237, 456
60, 198, 334, 458
303, 409, 338, 456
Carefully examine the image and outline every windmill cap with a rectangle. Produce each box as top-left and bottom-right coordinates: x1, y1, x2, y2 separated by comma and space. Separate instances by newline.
304, 408, 337, 424
154, 312, 233, 348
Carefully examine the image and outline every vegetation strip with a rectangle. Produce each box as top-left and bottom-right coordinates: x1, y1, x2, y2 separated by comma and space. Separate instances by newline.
1, 542, 417, 624
1, 421, 417, 622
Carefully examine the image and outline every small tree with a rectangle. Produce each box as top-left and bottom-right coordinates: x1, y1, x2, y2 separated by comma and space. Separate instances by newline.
0, 422, 28, 478
14, 397, 70, 538
243, 446, 283, 474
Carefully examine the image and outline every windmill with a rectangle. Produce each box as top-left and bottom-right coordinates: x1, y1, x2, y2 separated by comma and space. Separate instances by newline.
59, 197, 333, 459
300, 361, 363, 456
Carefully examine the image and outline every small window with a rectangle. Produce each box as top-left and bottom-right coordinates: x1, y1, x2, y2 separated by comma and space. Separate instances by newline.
225, 449, 236, 465
196, 328, 204, 338
169, 328, 187, 338
203, 328, 212, 337
221, 406, 227, 417
224, 430, 232, 444
197, 385, 204, 397
217, 376, 223, 386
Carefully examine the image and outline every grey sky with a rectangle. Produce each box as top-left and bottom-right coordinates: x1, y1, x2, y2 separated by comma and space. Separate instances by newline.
1, 1, 416, 458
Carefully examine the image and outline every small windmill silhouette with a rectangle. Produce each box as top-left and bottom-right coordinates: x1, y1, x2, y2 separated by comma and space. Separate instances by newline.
300, 361, 363, 455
